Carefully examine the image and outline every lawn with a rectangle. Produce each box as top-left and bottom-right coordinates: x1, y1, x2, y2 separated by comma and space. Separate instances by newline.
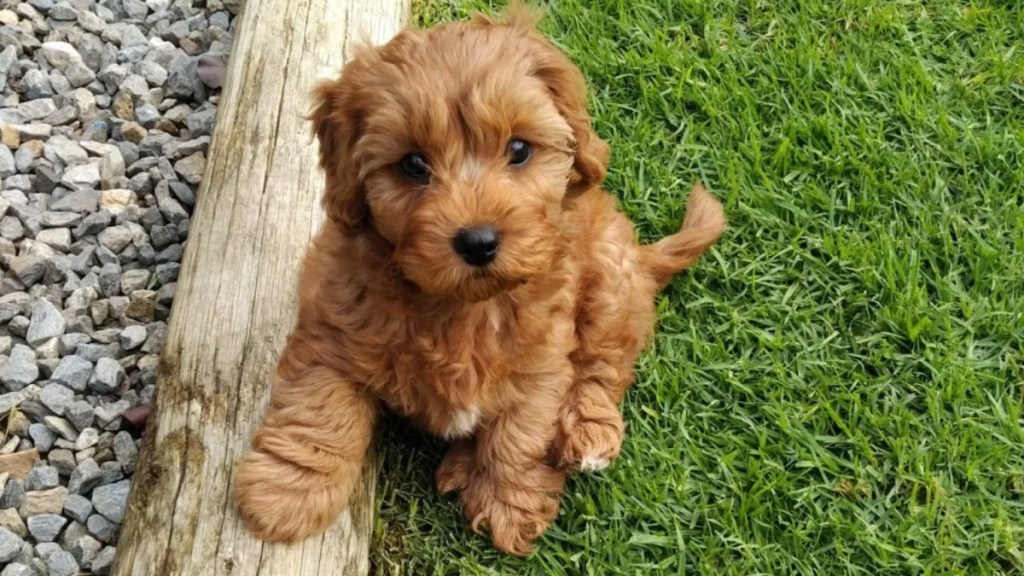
370, 0, 1024, 574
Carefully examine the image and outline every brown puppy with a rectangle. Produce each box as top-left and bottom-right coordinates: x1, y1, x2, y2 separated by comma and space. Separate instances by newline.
233, 4, 725, 555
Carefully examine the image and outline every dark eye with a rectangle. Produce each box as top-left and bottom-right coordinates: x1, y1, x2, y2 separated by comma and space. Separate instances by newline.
398, 153, 430, 182
508, 139, 532, 166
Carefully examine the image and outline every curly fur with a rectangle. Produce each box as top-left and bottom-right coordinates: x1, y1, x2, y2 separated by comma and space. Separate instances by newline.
233, 3, 725, 556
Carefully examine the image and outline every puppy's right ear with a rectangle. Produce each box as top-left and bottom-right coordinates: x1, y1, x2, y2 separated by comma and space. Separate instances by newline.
311, 67, 367, 232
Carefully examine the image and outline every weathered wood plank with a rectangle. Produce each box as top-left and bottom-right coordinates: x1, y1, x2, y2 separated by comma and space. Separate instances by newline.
110, 0, 409, 574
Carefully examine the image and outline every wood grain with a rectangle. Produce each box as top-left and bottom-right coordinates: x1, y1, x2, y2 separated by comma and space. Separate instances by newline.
110, 0, 408, 574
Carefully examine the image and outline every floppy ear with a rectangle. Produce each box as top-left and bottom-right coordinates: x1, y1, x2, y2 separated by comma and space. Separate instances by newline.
311, 67, 367, 232
493, 3, 608, 195
530, 47, 610, 195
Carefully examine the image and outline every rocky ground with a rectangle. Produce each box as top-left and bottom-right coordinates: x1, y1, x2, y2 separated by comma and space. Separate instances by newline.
0, 0, 236, 573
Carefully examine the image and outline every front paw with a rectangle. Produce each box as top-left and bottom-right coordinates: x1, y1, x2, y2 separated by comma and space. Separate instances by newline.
460, 465, 564, 556
234, 450, 351, 543
436, 440, 474, 494
555, 393, 624, 472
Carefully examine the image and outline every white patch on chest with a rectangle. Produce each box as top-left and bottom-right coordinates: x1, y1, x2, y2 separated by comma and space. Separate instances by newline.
444, 405, 481, 439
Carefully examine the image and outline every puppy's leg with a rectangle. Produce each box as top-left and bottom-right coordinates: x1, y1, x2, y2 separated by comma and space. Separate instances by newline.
458, 368, 570, 556
556, 293, 648, 473
234, 353, 376, 543
436, 437, 476, 495
554, 360, 626, 472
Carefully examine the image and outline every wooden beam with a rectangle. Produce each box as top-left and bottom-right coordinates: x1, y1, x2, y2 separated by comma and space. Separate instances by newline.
110, 0, 409, 574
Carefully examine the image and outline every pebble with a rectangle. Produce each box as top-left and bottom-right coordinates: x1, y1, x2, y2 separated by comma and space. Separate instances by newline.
0, 345, 39, 390
50, 355, 92, 392
26, 298, 66, 346
88, 357, 124, 394
47, 550, 78, 576
63, 494, 93, 524
86, 514, 117, 544
26, 514, 67, 542
68, 460, 102, 495
91, 480, 130, 523
0, 526, 23, 562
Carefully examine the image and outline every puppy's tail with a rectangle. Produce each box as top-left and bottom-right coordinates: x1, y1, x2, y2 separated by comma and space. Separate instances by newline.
639, 183, 726, 289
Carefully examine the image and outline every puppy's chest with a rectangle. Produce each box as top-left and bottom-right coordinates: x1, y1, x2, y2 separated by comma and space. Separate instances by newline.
370, 306, 515, 436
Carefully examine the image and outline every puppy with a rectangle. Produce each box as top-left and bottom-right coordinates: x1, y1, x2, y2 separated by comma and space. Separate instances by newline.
233, 4, 725, 555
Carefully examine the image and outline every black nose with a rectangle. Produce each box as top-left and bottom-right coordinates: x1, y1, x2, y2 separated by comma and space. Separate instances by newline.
452, 226, 500, 267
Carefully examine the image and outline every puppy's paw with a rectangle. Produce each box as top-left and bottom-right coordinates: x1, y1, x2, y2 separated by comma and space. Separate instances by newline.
557, 405, 624, 473
436, 440, 474, 494
460, 466, 564, 556
234, 450, 351, 543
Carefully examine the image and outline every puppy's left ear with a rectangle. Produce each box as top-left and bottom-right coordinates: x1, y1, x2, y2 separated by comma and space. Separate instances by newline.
529, 43, 610, 195
310, 58, 370, 232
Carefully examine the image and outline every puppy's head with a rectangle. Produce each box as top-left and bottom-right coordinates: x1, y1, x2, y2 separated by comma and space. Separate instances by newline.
312, 4, 609, 302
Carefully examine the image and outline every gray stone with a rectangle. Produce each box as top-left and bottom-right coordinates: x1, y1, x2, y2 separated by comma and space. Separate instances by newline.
26, 514, 66, 542
16, 98, 57, 121
27, 423, 56, 452
61, 162, 101, 191
36, 541, 62, 560
20, 70, 53, 99
67, 60, 97, 87
173, 151, 204, 184
76, 342, 119, 363
85, 355, 122, 394
155, 188, 187, 224
46, 550, 78, 576
68, 459, 101, 495
68, 532, 101, 568
75, 428, 99, 451
37, 383, 74, 417
26, 298, 65, 346
73, 210, 113, 238
168, 180, 196, 207
64, 493, 93, 524
48, 449, 76, 477
112, 432, 138, 473
40, 211, 81, 228
50, 355, 92, 392
0, 563, 33, 576
86, 514, 117, 546
0, 526, 23, 562
118, 325, 147, 351
98, 461, 123, 485
49, 189, 99, 213
43, 105, 78, 126
91, 545, 116, 573
97, 225, 132, 253
98, 262, 121, 297
165, 55, 197, 99
0, 345, 38, 390
43, 136, 87, 167
43, 416, 77, 442
120, 269, 151, 293
0, 216, 25, 240
91, 480, 130, 523
35, 228, 72, 252
10, 255, 45, 285
49, 1, 77, 20
0, 478, 25, 509
99, 148, 125, 188
0, 146, 14, 179
25, 465, 58, 491
65, 400, 95, 431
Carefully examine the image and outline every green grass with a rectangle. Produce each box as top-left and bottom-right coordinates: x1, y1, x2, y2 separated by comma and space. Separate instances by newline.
370, 0, 1024, 574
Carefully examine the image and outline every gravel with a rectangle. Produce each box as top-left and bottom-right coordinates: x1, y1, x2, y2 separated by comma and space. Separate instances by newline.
0, 0, 233, 567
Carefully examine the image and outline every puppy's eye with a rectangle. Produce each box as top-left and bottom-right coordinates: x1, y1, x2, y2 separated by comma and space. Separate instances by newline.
398, 153, 431, 182
508, 139, 532, 167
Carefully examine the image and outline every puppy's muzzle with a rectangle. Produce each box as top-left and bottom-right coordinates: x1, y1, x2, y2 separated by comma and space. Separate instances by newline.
452, 225, 501, 267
